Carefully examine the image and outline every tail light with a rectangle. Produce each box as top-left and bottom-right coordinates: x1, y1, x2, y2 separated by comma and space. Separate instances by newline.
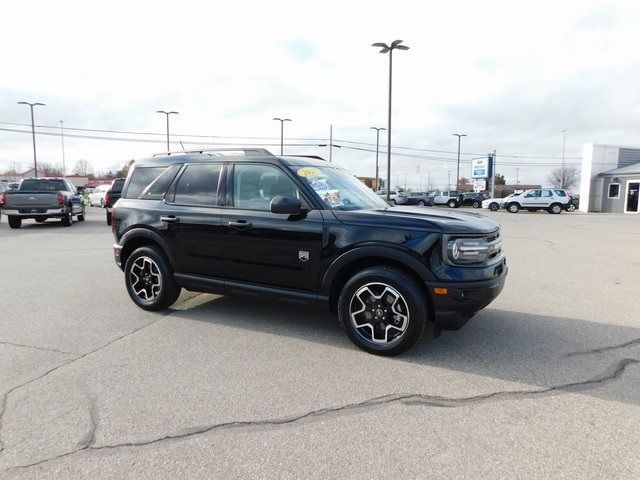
57, 193, 65, 205
0, 192, 6, 206
104, 191, 111, 206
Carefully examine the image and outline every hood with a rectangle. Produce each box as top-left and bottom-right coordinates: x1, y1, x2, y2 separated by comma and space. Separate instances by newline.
332, 207, 500, 234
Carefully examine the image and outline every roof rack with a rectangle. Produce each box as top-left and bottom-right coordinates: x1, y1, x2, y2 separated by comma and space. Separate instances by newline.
280, 155, 327, 161
153, 148, 274, 157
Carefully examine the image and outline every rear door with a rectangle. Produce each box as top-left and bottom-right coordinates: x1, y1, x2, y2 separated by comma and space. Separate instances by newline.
219, 162, 324, 292
161, 163, 225, 277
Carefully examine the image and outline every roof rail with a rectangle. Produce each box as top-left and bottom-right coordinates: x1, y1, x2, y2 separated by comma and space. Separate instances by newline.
153, 148, 274, 157
280, 155, 327, 161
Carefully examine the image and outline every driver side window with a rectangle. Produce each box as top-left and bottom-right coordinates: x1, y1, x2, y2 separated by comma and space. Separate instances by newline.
233, 164, 304, 211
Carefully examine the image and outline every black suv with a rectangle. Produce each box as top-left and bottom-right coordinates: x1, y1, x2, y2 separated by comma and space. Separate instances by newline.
104, 177, 125, 225
460, 192, 487, 208
112, 149, 507, 355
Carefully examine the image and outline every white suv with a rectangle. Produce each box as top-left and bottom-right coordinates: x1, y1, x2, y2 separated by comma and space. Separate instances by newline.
504, 188, 570, 214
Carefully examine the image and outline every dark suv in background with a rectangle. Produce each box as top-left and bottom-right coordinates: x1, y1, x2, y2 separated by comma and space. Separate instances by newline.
112, 149, 507, 355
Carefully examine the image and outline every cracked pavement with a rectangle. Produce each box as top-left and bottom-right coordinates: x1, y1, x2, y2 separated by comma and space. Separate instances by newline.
1, 209, 639, 479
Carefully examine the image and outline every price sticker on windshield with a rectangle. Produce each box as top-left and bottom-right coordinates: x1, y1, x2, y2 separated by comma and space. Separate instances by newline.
297, 167, 321, 178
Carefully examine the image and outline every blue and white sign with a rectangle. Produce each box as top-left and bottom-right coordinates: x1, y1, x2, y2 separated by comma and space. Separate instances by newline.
471, 157, 489, 179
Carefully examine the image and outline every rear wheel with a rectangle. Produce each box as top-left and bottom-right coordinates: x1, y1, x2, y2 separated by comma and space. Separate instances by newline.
472, 201, 481, 208
61, 207, 73, 227
507, 203, 520, 213
567, 204, 576, 212
417, 200, 425, 206
124, 246, 181, 311
489, 202, 499, 211
338, 267, 429, 356
447, 200, 457, 208
106, 210, 112, 226
8, 216, 22, 229
548, 203, 562, 214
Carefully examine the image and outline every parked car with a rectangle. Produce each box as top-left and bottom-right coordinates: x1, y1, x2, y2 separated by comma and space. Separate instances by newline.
0, 177, 85, 228
104, 178, 126, 225
432, 191, 461, 208
0, 182, 8, 192
460, 192, 486, 208
112, 149, 507, 356
403, 192, 434, 206
504, 188, 570, 214
482, 193, 519, 212
376, 190, 407, 205
89, 184, 112, 207
565, 194, 579, 212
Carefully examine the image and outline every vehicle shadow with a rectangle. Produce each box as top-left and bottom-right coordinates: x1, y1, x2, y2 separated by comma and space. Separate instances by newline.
178, 294, 640, 406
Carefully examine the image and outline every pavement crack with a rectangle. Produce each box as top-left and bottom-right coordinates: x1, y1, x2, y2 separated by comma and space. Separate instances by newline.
78, 397, 99, 448
6, 358, 634, 473
0, 340, 77, 356
566, 337, 640, 357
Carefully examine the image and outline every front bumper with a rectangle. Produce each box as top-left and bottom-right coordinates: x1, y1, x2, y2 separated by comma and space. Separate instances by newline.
426, 259, 507, 330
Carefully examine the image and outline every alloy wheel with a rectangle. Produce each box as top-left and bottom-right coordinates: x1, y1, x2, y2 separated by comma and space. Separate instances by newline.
129, 256, 163, 303
349, 283, 409, 345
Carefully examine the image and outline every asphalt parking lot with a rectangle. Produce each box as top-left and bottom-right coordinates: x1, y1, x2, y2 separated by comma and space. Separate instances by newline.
1, 207, 639, 479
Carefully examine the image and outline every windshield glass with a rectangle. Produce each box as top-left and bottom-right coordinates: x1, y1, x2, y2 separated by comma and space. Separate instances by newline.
294, 166, 388, 211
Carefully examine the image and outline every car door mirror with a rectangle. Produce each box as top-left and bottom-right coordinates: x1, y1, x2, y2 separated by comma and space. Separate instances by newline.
271, 195, 302, 214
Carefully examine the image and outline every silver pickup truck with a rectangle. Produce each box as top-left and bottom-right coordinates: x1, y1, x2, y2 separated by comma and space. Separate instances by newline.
0, 178, 85, 229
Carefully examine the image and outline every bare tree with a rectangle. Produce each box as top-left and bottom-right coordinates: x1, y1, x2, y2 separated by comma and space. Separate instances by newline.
548, 166, 580, 190
39, 163, 64, 176
73, 159, 93, 176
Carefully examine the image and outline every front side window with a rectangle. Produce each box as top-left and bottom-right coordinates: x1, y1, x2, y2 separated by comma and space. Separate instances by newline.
608, 183, 620, 198
173, 164, 221, 206
295, 165, 389, 211
233, 164, 303, 211
525, 190, 541, 198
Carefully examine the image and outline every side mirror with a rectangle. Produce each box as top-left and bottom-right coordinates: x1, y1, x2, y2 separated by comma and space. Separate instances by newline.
271, 195, 302, 215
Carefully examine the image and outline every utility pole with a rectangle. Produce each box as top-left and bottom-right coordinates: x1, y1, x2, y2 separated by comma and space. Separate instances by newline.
448, 170, 452, 191
490, 150, 497, 198
60, 120, 66, 177
156, 110, 179, 152
560, 129, 567, 188
17, 101, 45, 177
329, 124, 333, 162
404, 173, 407, 191
272, 117, 292, 156
516, 167, 520, 185
370, 126, 385, 190
453, 133, 467, 191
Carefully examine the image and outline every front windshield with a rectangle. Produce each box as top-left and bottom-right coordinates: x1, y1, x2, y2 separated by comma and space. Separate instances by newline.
294, 165, 388, 211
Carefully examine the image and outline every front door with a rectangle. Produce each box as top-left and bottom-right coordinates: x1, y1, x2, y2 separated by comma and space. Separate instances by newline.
626, 182, 640, 213
220, 163, 324, 292
521, 189, 542, 207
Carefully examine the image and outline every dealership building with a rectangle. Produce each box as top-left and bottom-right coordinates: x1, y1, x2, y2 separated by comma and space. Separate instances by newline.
580, 143, 640, 213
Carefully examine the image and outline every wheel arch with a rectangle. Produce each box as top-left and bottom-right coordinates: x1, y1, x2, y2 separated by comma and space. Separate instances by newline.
321, 247, 435, 313
120, 228, 176, 271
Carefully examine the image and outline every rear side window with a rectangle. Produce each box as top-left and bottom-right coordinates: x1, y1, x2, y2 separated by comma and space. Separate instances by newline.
554, 189, 567, 197
124, 167, 167, 199
173, 164, 222, 206
140, 164, 182, 199
111, 179, 126, 193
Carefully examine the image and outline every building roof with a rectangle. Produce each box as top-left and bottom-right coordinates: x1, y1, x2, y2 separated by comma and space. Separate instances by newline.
598, 161, 640, 176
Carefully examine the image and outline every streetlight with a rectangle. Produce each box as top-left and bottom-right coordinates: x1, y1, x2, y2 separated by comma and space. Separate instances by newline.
453, 133, 467, 191
560, 129, 567, 188
156, 110, 179, 152
371, 39, 409, 203
273, 117, 292, 155
60, 120, 66, 177
17, 101, 45, 178
370, 126, 386, 191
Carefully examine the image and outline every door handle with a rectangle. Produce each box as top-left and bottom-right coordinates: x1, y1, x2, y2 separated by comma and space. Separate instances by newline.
161, 215, 180, 223
228, 220, 252, 229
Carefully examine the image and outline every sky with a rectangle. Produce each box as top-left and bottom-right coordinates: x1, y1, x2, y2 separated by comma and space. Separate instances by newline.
1, 0, 640, 190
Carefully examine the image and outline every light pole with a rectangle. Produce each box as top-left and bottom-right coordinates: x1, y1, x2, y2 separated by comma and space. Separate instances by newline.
156, 110, 179, 152
371, 39, 410, 202
60, 120, 66, 177
17, 101, 45, 177
273, 117, 291, 155
453, 133, 467, 191
370, 126, 386, 190
560, 129, 567, 188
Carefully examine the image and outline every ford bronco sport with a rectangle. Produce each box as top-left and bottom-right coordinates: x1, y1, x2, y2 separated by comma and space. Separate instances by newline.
112, 149, 507, 355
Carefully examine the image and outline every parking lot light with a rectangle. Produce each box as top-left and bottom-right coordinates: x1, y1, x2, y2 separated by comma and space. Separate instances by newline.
17, 101, 45, 178
156, 110, 179, 152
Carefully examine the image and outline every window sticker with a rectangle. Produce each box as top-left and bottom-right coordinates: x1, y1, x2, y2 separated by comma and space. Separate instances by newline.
297, 167, 321, 178
322, 189, 342, 207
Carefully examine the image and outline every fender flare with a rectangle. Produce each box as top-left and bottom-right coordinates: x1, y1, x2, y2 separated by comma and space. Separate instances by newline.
320, 245, 434, 297
120, 228, 177, 269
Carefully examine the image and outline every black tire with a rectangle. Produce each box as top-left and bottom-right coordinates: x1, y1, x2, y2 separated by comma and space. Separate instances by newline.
338, 266, 429, 356
417, 200, 425, 206
106, 210, 112, 226
548, 203, 562, 214
78, 207, 85, 222
100, 198, 105, 208
489, 202, 499, 212
567, 204, 576, 212
507, 202, 520, 213
8, 216, 22, 229
61, 207, 73, 227
472, 201, 481, 208
124, 246, 181, 311
447, 200, 458, 208
392, 200, 397, 205
35, 216, 47, 223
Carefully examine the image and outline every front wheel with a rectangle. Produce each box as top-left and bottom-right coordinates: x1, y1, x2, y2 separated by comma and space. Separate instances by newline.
338, 267, 429, 356
106, 210, 112, 226
417, 200, 425, 206
447, 200, 458, 208
78, 207, 85, 221
507, 203, 520, 213
472, 201, 481, 208
124, 246, 181, 311
8, 216, 22, 229
489, 202, 499, 211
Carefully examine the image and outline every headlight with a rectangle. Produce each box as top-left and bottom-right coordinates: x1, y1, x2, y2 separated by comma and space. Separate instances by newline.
446, 233, 502, 265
